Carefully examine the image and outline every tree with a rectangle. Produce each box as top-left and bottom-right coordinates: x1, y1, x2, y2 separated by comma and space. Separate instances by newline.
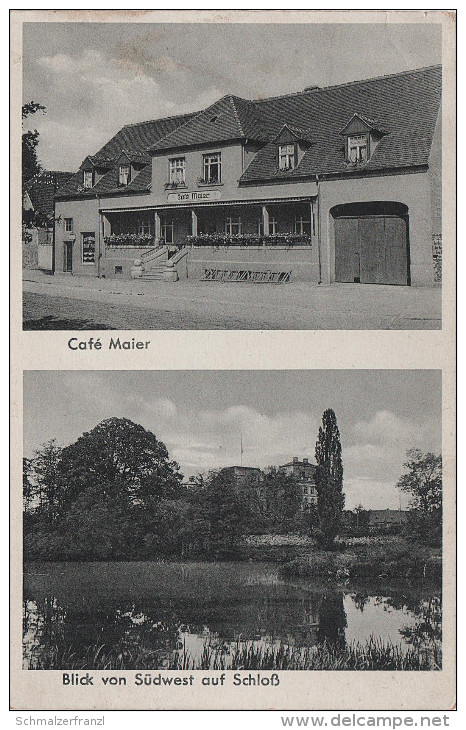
23, 419, 185, 561
397, 449, 442, 546
314, 408, 345, 549
262, 467, 302, 531
22, 101, 46, 190
353, 504, 370, 533
203, 468, 262, 550
23, 457, 34, 513
26, 439, 63, 521
56, 417, 183, 512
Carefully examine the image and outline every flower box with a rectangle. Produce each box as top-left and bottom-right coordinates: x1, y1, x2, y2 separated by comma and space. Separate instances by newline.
104, 234, 155, 248
186, 233, 312, 247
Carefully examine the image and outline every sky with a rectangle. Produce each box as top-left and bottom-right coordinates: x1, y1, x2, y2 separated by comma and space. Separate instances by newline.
22, 21, 442, 171
23, 370, 442, 511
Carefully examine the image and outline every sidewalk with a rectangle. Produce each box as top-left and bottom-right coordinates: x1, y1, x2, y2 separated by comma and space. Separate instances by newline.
23, 270, 442, 330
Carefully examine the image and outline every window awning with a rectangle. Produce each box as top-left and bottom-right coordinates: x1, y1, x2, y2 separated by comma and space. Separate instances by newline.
100, 193, 318, 214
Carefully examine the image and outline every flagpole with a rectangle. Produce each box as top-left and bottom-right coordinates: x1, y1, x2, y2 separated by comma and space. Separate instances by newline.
240, 433, 243, 467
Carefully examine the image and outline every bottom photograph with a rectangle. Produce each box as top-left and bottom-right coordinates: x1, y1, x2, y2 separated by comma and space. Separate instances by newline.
22, 370, 442, 672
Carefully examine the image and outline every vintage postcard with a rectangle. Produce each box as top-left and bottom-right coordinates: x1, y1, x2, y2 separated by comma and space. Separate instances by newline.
10, 9, 456, 714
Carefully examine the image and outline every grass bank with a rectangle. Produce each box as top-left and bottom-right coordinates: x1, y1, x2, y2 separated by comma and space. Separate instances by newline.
25, 637, 441, 671
281, 538, 442, 582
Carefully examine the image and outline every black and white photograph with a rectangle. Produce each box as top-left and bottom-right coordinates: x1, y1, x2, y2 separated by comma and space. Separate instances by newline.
11, 8, 456, 718
21, 18, 444, 331
23, 370, 442, 673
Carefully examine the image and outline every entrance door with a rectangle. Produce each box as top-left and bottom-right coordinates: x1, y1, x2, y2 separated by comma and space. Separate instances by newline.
334, 206, 409, 285
63, 241, 73, 272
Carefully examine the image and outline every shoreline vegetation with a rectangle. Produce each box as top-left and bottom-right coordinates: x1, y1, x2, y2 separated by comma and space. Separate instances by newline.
25, 637, 441, 672
25, 536, 442, 584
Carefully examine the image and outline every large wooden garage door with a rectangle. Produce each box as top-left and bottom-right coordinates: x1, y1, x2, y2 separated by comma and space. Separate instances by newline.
335, 214, 409, 285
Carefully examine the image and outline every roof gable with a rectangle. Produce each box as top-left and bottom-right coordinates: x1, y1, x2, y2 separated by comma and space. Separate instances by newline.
339, 113, 390, 136
274, 124, 313, 145
150, 94, 269, 153
56, 111, 197, 198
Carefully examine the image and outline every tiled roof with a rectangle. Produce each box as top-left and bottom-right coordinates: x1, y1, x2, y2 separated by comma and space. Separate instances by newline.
241, 65, 441, 181
149, 94, 269, 152
56, 111, 197, 198
56, 65, 441, 198
26, 171, 74, 217
116, 149, 152, 165
85, 155, 114, 168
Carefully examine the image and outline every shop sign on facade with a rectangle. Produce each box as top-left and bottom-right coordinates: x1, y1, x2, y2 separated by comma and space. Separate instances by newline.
167, 190, 222, 204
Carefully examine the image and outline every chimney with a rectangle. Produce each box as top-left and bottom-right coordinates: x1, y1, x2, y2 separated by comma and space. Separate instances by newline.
303, 458, 308, 464
304, 85, 320, 92
293, 456, 298, 463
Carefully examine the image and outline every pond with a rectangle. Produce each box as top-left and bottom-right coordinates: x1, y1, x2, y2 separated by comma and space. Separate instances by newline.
23, 561, 441, 670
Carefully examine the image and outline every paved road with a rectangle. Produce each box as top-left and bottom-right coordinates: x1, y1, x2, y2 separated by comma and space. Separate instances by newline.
23, 272, 442, 330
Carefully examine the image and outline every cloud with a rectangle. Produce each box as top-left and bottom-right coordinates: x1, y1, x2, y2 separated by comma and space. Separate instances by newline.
29, 48, 222, 169
341, 409, 441, 504
353, 410, 418, 445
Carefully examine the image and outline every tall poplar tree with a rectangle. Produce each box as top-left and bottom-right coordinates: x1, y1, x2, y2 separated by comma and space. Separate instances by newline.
314, 408, 345, 549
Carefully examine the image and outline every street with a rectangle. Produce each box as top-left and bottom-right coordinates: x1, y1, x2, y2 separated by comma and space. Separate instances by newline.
23, 271, 442, 330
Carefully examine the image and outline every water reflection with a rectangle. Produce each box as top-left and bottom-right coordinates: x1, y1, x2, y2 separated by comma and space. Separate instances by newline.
23, 562, 441, 670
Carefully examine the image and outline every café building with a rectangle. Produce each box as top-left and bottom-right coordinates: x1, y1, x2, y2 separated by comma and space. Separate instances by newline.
54, 65, 442, 286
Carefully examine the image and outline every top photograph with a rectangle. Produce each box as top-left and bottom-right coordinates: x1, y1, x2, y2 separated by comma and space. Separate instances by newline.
21, 18, 446, 330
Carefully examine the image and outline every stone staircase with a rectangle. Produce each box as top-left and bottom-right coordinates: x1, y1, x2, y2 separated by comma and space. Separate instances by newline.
141, 264, 173, 281
131, 245, 190, 282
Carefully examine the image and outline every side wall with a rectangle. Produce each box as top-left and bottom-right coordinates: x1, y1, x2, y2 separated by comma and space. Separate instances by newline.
428, 108, 442, 283
55, 198, 100, 276
319, 170, 435, 286
186, 246, 315, 282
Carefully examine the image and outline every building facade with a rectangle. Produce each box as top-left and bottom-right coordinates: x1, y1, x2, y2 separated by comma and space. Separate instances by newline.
54, 66, 441, 286
23, 171, 73, 270
279, 457, 318, 510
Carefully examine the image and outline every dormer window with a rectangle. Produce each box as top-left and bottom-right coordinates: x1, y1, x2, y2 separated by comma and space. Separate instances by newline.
119, 164, 130, 186
83, 170, 94, 189
278, 144, 296, 171
347, 134, 368, 163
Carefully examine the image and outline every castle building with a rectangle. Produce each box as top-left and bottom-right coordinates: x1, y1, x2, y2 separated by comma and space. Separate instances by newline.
53, 65, 441, 286
279, 457, 318, 510
223, 465, 264, 489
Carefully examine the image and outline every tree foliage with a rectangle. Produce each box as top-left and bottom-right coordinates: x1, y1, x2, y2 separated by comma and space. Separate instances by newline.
203, 468, 262, 548
314, 408, 345, 549
397, 449, 442, 546
57, 417, 183, 511
262, 467, 302, 531
397, 449, 442, 513
22, 101, 46, 190
23, 419, 184, 560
